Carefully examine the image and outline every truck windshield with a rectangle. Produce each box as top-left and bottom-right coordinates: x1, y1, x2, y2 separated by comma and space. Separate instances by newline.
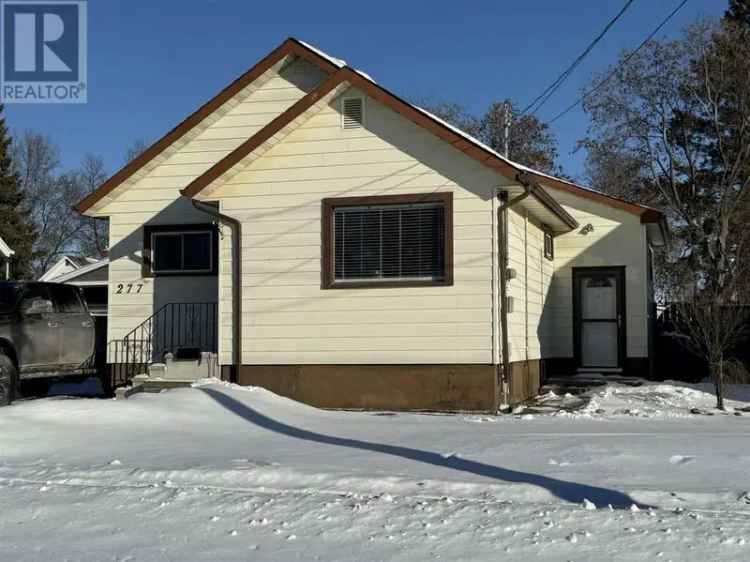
0, 283, 21, 313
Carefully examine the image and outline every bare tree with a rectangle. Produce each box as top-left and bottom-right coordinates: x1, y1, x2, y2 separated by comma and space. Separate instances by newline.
413, 99, 480, 137
11, 132, 111, 276
582, 21, 750, 294
478, 100, 562, 175
578, 136, 656, 203
124, 138, 148, 163
75, 154, 108, 258
13, 129, 59, 191
12, 131, 86, 277
581, 19, 750, 405
31, 172, 86, 277
418, 98, 563, 175
675, 279, 750, 409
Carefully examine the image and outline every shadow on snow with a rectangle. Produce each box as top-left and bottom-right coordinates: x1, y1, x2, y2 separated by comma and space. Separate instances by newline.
201, 388, 651, 510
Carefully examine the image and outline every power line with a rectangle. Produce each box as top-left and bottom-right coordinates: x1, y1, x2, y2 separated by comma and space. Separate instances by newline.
520, 0, 637, 116
547, 0, 689, 124
527, 0, 637, 115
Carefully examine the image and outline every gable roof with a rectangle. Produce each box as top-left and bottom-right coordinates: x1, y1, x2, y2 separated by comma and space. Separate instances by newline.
39, 254, 100, 282
0, 236, 14, 259
180, 39, 662, 227
76, 37, 664, 228
412, 106, 663, 224
73, 38, 343, 214
53, 258, 108, 285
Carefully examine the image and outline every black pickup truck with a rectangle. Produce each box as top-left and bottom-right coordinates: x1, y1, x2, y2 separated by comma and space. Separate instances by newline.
0, 282, 96, 405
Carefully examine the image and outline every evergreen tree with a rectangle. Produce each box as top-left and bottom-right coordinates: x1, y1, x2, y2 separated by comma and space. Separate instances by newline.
725, 0, 750, 27
0, 105, 35, 279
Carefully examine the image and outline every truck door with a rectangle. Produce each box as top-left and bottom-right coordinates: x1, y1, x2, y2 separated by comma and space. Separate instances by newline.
18, 284, 60, 370
47, 285, 95, 369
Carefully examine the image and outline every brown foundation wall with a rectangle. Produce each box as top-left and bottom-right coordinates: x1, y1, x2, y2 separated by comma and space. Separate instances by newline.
232, 364, 499, 412
506, 360, 542, 405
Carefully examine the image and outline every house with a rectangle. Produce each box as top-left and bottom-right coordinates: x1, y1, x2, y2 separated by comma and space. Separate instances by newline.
74, 38, 667, 411
39, 255, 98, 282
0, 237, 14, 280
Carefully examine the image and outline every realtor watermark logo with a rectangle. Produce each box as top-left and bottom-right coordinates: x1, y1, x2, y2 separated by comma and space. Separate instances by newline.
1, 0, 87, 103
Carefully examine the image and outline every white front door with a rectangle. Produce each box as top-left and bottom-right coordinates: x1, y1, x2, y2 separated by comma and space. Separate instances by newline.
575, 268, 624, 369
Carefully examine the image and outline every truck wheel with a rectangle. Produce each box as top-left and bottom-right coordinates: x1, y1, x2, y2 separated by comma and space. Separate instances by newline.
0, 353, 16, 406
97, 371, 114, 398
17, 378, 50, 399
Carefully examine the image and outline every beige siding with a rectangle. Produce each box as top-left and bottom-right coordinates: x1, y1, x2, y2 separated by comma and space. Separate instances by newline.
101, 59, 327, 361
210, 87, 517, 365
542, 189, 649, 359
98, 56, 651, 370
505, 210, 552, 363
217, 218, 234, 365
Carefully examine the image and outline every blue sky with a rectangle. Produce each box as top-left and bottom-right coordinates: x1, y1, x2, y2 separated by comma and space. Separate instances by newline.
6, 0, 724, 182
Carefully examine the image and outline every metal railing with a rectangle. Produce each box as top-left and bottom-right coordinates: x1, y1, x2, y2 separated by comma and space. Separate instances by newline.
109, 302, 218, 386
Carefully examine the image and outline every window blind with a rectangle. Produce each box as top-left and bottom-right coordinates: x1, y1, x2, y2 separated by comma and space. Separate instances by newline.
332, 202, 445, 282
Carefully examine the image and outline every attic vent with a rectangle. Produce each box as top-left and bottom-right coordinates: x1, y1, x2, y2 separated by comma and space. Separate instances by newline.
342, 97, 364, 129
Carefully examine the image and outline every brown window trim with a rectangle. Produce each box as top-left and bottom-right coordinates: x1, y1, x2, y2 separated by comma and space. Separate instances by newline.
142, 223, 219, 278
321, 192, 453, 289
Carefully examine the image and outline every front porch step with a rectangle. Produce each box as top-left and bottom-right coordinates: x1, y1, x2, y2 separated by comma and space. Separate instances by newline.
546, 373, 646, 386
140, 379, 194, 393
541, 373, 646, 397
147, 352, 218, 381
114, 378, 193, 399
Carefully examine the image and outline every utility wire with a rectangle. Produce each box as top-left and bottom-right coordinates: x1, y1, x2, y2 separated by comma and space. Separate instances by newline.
547, 0, 689, 124
520, 0, 637, 116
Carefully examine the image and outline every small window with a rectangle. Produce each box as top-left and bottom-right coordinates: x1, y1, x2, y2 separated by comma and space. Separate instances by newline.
153, 231, 212, 273
586, 275, 613, 288
342, 97, 364, 129
143, 225, 217, 277
544, 231, 554, 261
322, 193, 453, 288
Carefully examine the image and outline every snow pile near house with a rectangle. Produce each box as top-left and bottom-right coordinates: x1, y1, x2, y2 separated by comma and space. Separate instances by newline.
568, 381, 750, 419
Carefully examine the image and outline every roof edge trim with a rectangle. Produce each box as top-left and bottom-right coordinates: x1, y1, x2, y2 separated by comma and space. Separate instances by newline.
74, 37, 340, 215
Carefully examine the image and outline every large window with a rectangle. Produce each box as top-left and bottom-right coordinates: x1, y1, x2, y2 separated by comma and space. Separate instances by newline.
143, 224, 217, 276
322, 193, 453, 288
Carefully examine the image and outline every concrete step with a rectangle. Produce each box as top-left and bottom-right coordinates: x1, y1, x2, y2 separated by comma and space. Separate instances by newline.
141, 379, 194, 393
545, 374, 646, 388
114, 378, 193, 399
147, 352, 218, 381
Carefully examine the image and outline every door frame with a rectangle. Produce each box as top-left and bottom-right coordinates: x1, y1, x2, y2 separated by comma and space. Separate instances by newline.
572, 266, 626, 371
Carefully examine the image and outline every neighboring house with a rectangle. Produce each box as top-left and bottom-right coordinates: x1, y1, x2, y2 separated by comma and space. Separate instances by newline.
0, 237, 14, 280
39, 256, 108, 316
46, 259, 109, 317
39, 255, 98, 282
74, 38, 667, 411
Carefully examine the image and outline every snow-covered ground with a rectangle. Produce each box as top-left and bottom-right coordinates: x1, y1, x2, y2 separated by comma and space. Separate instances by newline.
1, 379, 749, 561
